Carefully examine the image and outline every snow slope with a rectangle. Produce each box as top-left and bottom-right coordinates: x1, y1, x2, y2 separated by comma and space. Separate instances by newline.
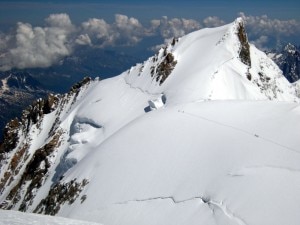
58, 100, 300, 225
0, 209, 101, 225
0, 18, 300, 225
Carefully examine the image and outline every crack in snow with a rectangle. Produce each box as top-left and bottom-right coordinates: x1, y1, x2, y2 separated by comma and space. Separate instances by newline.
123, 77, 161, 96
228, 165, 300, 177
247, 165, 300, 172
208, 200, 247, 225
115, 196, 204, 205
115, 196, 247, 225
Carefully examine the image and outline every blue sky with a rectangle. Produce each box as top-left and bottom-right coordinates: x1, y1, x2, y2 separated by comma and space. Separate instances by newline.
1, 0, 300, 27
0, 0, 299, 71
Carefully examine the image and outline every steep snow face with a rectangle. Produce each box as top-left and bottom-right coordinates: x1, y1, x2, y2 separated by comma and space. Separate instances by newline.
0, 18, 300, 225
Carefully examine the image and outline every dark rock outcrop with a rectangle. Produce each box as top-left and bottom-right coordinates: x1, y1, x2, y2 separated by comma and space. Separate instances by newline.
150, 42, 178, 85
34, 179, 89, 215
156, 51, 177, 85
0, 77, 93, 212
237, 22, 251, 67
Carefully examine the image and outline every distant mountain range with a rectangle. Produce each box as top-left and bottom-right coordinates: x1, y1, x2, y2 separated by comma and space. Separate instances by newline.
0, 71, 49, 140
268, 43, 300, 83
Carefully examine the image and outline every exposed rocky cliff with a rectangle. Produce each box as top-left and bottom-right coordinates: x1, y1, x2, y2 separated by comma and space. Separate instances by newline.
0, 72, 50, 140
0, 77, 92, 213
268, 43, 300, 83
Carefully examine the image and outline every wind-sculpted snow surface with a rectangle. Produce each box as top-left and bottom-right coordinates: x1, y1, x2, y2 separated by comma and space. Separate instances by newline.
0, 18, 300, 225
0, 209, 101, 225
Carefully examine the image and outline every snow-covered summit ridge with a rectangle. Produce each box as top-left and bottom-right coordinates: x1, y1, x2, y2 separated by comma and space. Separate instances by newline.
0, 18, 300, 225
125, 17, 298, 102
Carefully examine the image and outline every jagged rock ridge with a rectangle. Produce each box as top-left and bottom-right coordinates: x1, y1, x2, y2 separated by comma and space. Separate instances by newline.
237, 22, 251, 67
0, 77, 92, 212
268, 43, 300, 83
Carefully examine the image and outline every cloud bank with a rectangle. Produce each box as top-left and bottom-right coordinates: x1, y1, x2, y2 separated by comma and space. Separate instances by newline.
0, 12, 299, 71
239, 12, 300, 49
78, 14, 146, 48
0, 13, 74, 71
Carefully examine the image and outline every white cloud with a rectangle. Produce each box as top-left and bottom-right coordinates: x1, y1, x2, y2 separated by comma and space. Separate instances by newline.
149, 16, 201, 51
150, 19, 161, 30
79, 18, 112, 47
113, 14, 145, 45
45, 13, 73, 28
0, 32, 12, 52
0, 12, 299, 71
203, 16, 225, 27
0, 13, 74, 71
75, 34, 92, 46
153, 16, 201, 39
149, 16, 226, 51
239, 12, 300, 48
78, 14, 146, 48
251, 35, 269, 50
240, 13, 300, 36
0, 13, 154, 71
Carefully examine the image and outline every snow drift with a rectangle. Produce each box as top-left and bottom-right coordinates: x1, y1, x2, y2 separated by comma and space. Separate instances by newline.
0, 209, 101, 225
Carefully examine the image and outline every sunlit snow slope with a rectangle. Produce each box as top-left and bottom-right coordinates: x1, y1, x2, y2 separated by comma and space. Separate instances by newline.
0, 18, 299, 225
0, 209, 101, 225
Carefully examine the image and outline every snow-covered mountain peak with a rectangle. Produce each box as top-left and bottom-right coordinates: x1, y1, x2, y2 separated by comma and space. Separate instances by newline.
1, 19, 300, 225
284, 43, 297, 54
125, 17, 298, 103
0, 72, 43, 92
268, 43, 300, 83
